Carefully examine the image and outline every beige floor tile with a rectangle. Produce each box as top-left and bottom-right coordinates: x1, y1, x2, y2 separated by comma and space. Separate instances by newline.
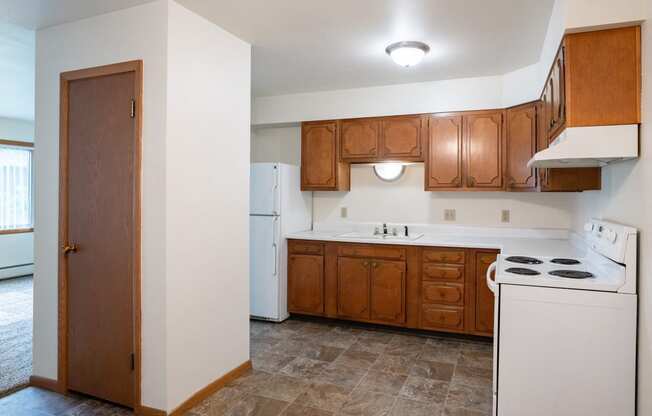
255, 374, 310, 402
280, 357, 330, 378
445, 384, 492, 414
388, 398, 442, 416
370, 354, 415, 376
356, 370, 407, 395
410, 360, 455, 382
281, 403, 333, 416
295, 382, 352, 412
332, 350, 379, 370
338, 389, 396, 416
314, 363, 368, 389
399, 375, 449, 404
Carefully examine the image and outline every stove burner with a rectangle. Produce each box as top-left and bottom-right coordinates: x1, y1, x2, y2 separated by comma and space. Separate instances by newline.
505, 267, 541, 276
505, 256, 543, 265
549, 270, 594, 279
550, 258, 581, 265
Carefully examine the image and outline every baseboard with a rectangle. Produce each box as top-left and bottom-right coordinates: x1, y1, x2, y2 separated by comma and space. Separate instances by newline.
29, 375, 63, 393
168, 360, 252, 416
135, 405, 167, 416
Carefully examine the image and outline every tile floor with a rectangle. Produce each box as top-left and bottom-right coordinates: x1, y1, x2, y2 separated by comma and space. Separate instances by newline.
0, 318, 493, 415
190, 318, 493, 416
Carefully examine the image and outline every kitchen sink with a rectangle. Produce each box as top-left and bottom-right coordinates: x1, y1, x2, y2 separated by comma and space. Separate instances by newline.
336, 231, 424, 241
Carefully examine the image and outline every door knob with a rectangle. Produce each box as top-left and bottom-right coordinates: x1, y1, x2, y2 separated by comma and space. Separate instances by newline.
63, 243, 78, 254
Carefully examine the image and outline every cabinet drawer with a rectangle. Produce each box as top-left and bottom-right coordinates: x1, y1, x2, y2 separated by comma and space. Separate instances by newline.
289, 240, 324, 255
423, 248, 465, 264
422, 264, 464, 282
338, 244, 406, 260
420, 305, 464, 331
422, 283, 464, 306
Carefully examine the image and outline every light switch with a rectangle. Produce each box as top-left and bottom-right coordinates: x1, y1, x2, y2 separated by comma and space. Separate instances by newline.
501, 209, 510, 223
340, 207, 348, 218
444, 209, 456, 221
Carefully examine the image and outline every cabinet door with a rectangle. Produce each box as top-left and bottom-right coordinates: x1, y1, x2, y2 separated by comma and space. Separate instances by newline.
370, 260, 406, 324
301, 121, 349, 191
288, 254, 324, 315
474, 252, 497, 335
549, 46, 566, 139
337, 257, 370, 320
464, 111, 504, 189
380, 115, 424, 160
340, 118, 380, 161
505, 104, 537, 190
425, 115, 463, 189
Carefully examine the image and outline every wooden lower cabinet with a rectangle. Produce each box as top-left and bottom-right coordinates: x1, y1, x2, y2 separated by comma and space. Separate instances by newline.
337, 257, 371, 319
370, 260, 406, 324
288, 253, 324, 315
471, 250, 499, 336
287, 240, 494, 337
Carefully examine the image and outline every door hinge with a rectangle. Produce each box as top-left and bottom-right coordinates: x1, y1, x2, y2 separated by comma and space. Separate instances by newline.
130, 99, 136, 118
130, 353, 135, 371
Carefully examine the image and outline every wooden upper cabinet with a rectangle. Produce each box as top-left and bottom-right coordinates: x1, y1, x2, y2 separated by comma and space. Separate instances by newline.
505, 103, 537, 190
564, 26, 640, 127
301, 121, 350, 191
340, 118, 380, 161
425, 115, 463, 190
337, 257, 370, 320
380, 115, 424, 160
288, 254, 324, 315
464, 111, 504, 189
548, 46, 566, 141
370, 260, 406, 324
473, 251, 497, 336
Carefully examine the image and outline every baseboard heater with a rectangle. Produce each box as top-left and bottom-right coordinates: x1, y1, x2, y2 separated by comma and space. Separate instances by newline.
0, 263, 34, 280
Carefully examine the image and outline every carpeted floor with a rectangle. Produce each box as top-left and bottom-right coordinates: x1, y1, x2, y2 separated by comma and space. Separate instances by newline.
0, 275, 33, 398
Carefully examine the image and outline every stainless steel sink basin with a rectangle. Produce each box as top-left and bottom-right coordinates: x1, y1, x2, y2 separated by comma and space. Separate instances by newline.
336, 231, 424, 241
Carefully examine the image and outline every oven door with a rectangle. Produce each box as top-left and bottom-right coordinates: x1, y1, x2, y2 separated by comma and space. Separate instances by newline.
486, 261, 499, 416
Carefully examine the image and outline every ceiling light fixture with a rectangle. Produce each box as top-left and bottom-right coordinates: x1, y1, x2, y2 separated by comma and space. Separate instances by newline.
385, 41, 430, 67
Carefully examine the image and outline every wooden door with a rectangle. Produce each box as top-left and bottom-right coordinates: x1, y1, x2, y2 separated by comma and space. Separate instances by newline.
505, 103, 537, 190
288, 254, 324, 315
340, 118, 380, 161
380, 115, 423, 160
63, 68, 139, 407
301, 121, 349, 190
425, 115, 463, 189
474, 252, 497, 335
337, 257, 370, 319
464, 111, 504, 189
370, 260, 406, 324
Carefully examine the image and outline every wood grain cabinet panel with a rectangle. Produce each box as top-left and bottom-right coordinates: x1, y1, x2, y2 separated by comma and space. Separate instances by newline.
423, 248, 465, 264
380, 115, 424, 160
422, 264, 465, 282
473, 251, 497, 335
464, 111, 504, 189
301, 121, 350, 191
289, 240, 324, 256
337, 257, 371, 320
420, 305, 465, 331
340, 118, 380, 161
422, 283, 464, 306
370, 260, 406, 324
288, 254, 324, 315
425, 115, 463, 189
505, 103, 537, 190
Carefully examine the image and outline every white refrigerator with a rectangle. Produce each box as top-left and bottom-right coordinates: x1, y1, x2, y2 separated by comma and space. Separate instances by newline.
250, 163, 312, 321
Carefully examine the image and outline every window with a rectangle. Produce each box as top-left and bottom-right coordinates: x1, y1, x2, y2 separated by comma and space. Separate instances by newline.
0, 142, 33, 231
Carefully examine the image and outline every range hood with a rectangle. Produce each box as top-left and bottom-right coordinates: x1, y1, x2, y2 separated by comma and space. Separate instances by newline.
527, 124, 639, 168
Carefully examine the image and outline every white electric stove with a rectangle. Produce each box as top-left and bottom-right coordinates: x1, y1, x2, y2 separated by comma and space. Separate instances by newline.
487, 219, 638, 416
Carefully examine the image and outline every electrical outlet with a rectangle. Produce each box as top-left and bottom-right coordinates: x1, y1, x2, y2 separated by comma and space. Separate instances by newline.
501, 209, 510, 223
340, 206, 348, 218
444, 209, 456, 221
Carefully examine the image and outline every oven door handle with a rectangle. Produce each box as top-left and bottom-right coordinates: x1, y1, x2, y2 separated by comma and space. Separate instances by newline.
486, 261, 498, 294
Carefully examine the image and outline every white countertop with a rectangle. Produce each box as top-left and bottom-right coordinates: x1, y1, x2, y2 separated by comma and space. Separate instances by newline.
286, 224, 587, 258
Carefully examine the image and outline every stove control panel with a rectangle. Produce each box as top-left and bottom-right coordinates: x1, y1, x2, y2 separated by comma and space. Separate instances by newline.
585, 220, 637, 263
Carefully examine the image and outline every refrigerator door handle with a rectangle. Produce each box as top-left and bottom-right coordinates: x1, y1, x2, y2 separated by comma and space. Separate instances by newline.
272, 243, 278, 276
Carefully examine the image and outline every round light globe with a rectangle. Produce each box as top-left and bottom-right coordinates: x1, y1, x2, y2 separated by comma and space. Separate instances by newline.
386, 41, 430, 67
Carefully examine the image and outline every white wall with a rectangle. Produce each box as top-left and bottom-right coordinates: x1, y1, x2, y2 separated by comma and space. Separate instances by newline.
35, 1, 169, 408
251, 126, 301, 165
315, 164, 574, 229
165, 1, 250, 410
0, 118, 34, 278
569, 16, 652, 415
